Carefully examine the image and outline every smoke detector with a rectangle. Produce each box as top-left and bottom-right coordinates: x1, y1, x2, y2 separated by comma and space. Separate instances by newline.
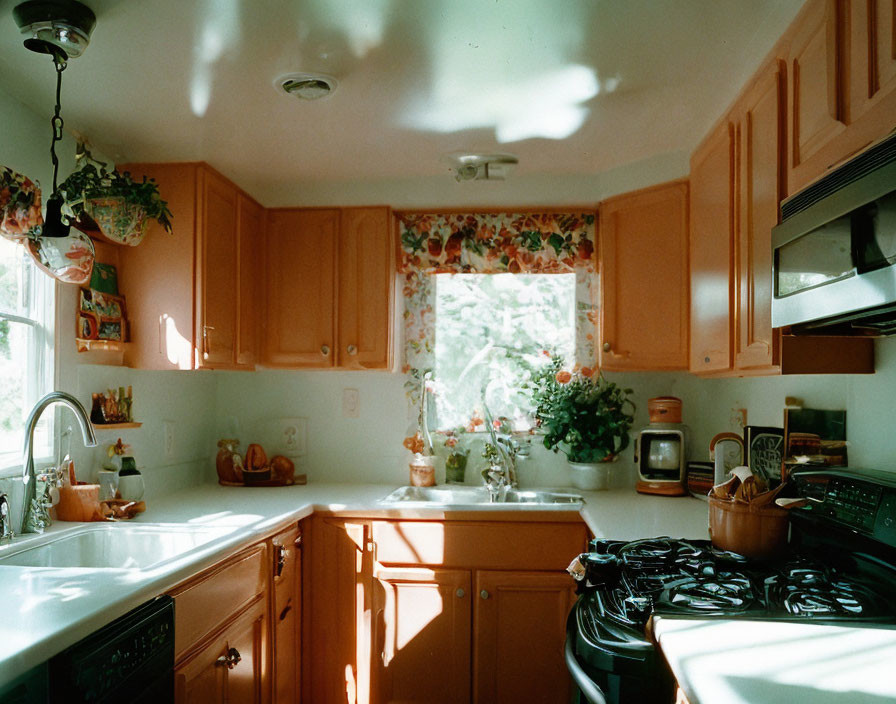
445, 153, 519, 182
277, 73, 337, 101
13, 0, 96, 59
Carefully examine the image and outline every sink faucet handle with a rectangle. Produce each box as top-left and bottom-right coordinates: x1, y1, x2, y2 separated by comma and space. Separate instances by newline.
0, 493, 14, 542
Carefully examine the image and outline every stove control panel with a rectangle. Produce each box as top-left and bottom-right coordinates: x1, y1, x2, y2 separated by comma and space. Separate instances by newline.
793, 469, 896, 546
794, 473, 882, 533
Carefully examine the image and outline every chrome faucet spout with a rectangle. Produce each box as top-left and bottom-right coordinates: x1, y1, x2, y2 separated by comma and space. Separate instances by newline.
19, 391, 97, 535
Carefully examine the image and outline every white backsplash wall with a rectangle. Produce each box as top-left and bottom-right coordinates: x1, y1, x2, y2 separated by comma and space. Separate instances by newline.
673, 336, 896, 470
212, 368, 694, 488
212, 338, 896, 489
68, 366, 217, 499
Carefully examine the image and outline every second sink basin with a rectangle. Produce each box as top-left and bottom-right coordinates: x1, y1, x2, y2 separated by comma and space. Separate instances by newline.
380, 486, 583, 506
0, 523, 234, 570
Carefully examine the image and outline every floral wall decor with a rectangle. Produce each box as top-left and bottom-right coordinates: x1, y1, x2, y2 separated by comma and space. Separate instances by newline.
397, 211, 598, 423
0, 166, 43, 240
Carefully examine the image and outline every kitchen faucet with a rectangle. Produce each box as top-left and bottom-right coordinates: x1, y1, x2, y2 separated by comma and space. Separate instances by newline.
17, 391, 97, 535
480, 397, 518, 502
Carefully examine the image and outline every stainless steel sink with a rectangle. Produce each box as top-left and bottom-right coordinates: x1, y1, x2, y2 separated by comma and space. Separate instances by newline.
379, 486, 583, 506
0, 523, 234, 570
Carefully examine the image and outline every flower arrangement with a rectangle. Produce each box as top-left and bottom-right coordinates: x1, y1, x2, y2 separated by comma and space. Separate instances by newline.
529, 354, 635, 463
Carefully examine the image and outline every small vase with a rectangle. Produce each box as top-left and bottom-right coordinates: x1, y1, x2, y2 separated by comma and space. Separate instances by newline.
567, 459, 612, 491
445, 452, 468, 484
409, 454, 436, 487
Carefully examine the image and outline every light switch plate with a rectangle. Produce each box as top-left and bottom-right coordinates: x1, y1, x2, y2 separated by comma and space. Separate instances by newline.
343, 388, 360, 418
279, 418, 306, 457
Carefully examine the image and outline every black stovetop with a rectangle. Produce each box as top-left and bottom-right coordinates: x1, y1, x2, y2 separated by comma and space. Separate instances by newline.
575, 537, 896, 650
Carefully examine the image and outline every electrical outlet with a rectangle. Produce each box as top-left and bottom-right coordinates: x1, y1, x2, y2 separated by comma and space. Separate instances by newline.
163, 420, 175, 460
279, 418, 306, 457
342, 388, 360, 418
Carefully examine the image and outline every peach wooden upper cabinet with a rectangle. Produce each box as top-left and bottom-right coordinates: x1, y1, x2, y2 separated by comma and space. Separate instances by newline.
733, 60, 786, 371
599, 180, 689, 371
786, 0, 896, 194
262, 207, 394, 369
116, 162, 262, 371
689, 121, 735, 373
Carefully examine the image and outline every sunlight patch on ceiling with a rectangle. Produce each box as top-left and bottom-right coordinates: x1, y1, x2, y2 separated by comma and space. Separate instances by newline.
190, 0, 241, 117
302, 0, 393, 59
403, 0, 604, 142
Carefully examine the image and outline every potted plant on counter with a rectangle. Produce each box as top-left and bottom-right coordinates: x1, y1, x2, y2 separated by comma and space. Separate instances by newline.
59, 162, 172, 246
529, 354, 635, 490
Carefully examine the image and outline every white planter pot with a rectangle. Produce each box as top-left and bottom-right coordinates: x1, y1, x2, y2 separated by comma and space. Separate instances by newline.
567, 461, 611, 491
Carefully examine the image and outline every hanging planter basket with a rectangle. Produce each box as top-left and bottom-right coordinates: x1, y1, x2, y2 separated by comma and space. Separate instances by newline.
59, 163, 172, 247
83, 195, 150, 246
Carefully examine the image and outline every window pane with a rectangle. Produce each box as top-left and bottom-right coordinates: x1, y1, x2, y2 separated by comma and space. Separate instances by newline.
433, 273, 575, 430
0, 318, 38, 458
0, 236, 25, 316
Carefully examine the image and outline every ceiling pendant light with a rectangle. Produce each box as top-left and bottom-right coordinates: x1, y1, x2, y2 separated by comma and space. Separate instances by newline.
13, 0, 96, 283
13, 0, 96, 60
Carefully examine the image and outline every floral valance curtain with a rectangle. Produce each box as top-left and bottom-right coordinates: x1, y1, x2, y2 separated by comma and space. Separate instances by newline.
397, 212, 598, 415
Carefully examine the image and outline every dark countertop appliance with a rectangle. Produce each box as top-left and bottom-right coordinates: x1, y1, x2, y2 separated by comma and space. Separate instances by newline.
565, 467, 896, 704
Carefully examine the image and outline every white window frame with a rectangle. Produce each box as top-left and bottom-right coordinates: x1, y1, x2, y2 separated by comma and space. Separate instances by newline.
0, 239, 55, 476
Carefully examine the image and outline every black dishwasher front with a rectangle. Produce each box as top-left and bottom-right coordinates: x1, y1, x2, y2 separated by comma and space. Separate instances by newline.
48, 595, 174, 704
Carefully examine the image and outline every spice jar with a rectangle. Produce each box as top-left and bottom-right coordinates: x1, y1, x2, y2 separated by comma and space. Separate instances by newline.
216, 438, 241, 483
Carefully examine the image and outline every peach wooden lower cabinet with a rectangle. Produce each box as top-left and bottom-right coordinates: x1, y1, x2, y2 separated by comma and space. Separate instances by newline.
168, 523, 302, 704
303, 516, 589, 704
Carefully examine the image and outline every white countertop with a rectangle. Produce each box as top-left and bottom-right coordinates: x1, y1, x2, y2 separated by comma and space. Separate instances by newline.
653, 617, 896, 703
0, 482, 709, 687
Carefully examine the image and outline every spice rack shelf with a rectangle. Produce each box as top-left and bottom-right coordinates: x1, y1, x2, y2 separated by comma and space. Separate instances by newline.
91, 422, 143, 430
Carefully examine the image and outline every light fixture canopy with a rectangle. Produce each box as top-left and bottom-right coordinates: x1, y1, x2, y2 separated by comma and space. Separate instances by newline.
445, 152, 519, 182
13, 0, 96, 59
277, 73, 337, 101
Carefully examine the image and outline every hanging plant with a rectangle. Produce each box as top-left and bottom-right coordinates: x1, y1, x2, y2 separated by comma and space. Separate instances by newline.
59, 163, 173, 246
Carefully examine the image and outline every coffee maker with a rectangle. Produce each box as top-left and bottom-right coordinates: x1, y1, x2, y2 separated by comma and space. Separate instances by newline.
634, 397, 688, 496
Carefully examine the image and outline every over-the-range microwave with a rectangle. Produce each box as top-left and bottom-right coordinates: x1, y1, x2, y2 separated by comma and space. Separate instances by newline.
772, 130, 896, 334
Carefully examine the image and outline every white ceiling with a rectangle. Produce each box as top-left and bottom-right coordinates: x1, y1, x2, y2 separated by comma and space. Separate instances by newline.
0, 0, 805, 207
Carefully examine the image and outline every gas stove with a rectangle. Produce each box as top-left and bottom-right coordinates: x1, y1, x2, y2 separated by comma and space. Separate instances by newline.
565, 467, 896, 704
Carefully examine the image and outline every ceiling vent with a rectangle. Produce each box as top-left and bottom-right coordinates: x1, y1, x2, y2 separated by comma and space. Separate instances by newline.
277, 73, 337, 101
445, 153, 519, 182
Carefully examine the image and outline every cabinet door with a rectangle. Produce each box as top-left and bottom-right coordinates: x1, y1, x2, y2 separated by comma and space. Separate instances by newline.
264, 209, 338, 367
337, 207, 393, 369
117, 163, 198, 370
689, 121, 735, 374
175, 597, 268, 704
371, 567, 471, 704
198, 167, 239, 368
304, 518, 372, 704
472, 570, 576, 704
599, 180, 689, 371
272, 526, 300, 704
849, 0, 896, 125
734, 61, 785, 371
787, 0, 848, 193
237, 194, 264, 368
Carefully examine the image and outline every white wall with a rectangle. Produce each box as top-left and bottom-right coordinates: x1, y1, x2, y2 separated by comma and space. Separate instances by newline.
0, 82, 218, 507
210, 338, 896, 491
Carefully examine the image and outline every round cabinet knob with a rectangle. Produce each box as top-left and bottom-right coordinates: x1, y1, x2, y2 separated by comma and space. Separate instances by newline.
347, 344, 358, 356
704, 356, 711, 364
480, 590, 490, 600
216, 647, 242, 670
456, 588, 465, 598
602, 342, 611, 352
320, 344, 330, 357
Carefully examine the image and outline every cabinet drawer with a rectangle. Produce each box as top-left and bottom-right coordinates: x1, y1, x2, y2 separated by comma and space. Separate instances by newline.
372, 520, 588, 570
169, 543, 268, 659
